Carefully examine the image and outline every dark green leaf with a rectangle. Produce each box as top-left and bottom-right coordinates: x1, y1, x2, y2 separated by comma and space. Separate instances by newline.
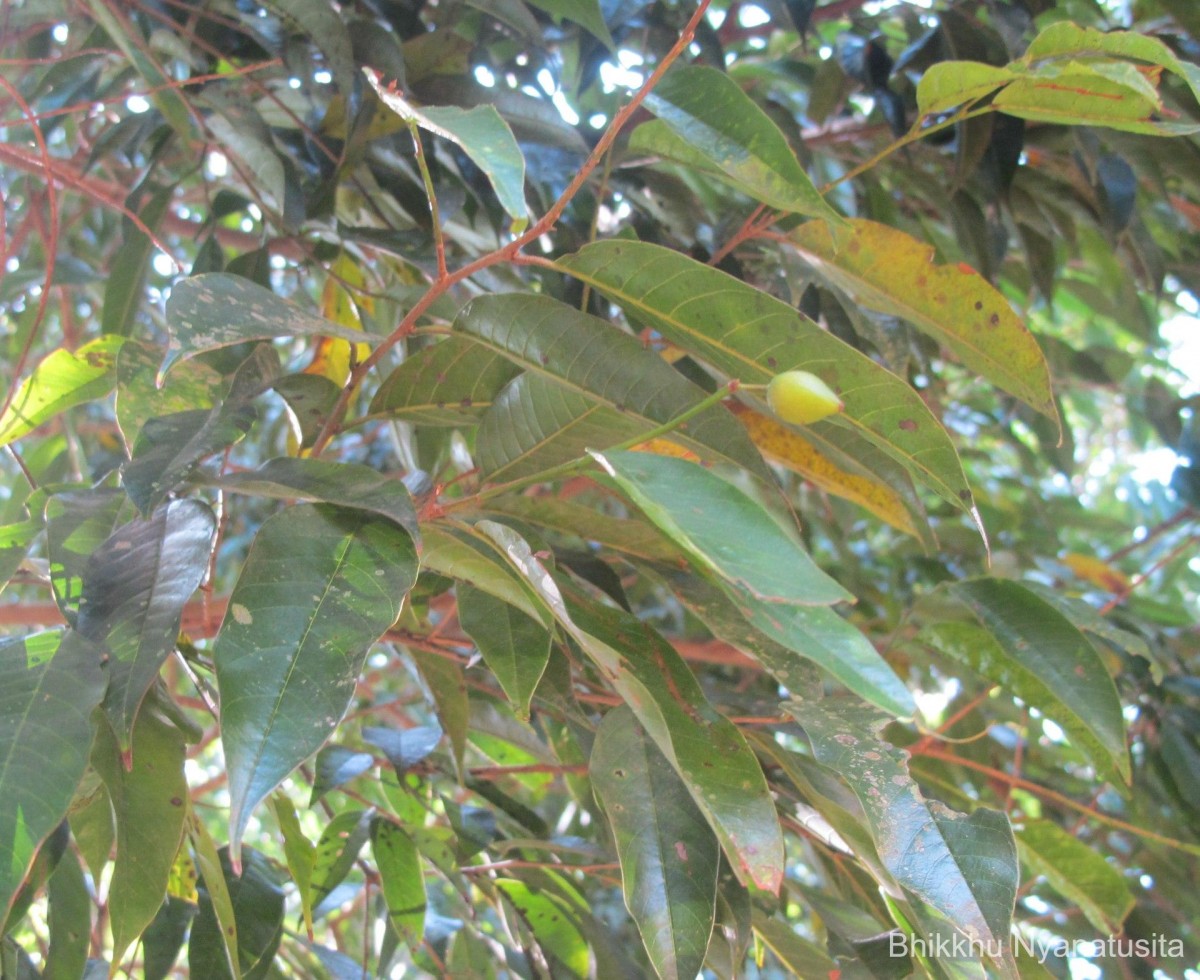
102, 184, 173, 337
591, 705, 718, 980
371, 818, 426, 948
0, 631, 105, 933
458, 584, 552, 719
309, 745, 374, 805
44, 849, 90, 980
215, 504, 417, 863
188, 847, 283, 980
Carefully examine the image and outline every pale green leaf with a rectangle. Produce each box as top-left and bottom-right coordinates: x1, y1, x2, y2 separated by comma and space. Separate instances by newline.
371, 819, 426, 948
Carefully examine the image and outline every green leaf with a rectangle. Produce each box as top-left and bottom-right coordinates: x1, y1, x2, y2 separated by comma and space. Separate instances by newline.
476, 520, 786, 892
934, 578, 1130, 784
992, 72, 1195, 135
0, 336, 124, 449
261, 0, 357, 96
124, 345, 278, 513
524, 0, 614, 48
788, 219, 1058, 424
591, 705, 718, 980
188, 847, 283, 980
141, 897, 196, 980
916, 62, 1018, 115
787, 697, 1018, 977
102, 184, 173, 337
752, 913, 839, 977
309, 744, 374, 804
367, 337, 520, 426
371, 818, 426, 948
270, 795, 316, 939
115, 340, 223, 451
1016, 820, 1134, 934
44, 848, 90, 980
0, 631, 105, 933
494, 879, 589, 977
45, 489, 131, 625
0, 505, 43, 600
208, 457, 420, 542
75, 500, 215, 752
458, 584, 552, 719
186, 807, 240, 979
162, 274, 380, 380
93, 709, 189, 967
556, 242, 975, 511
642, 66, 841, 223
456, 293, 770, 479
593, 450, 850, 606
476, 372, 648, 481
215, 504, 418, 864
422, 523, 550, 626
664, 569, 914, 718
310, 810, 372, 914
365, 72, 528, 221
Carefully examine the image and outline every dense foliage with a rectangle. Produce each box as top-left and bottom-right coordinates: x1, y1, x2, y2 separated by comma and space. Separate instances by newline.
1, 0, 1199, 976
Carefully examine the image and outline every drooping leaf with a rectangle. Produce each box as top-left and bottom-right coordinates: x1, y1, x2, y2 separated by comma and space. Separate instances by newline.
476, 520, 785, 892
215, 504, 417, 863
92, 709, 189, 966
162, 274, 381, 380
310, 810, 373, 915
44, 489, 130, 626
591, 706, 719, 980
367, 337, 520, 426
0, 336, 124, 450
663, 569, 914, 718
789, 219, 1058, 424
458, 584, 552, 719
641, 66, 841, 223
736, 407, 919, 536
365, 71, 528, 222
592, 450, 850, 606
115, 340, 223, 451
141, 897, 197, 980
75, 499, 215, 753
309, 745, 375, 805
934, 578, 1130, 784
102, 184, 173, 337
208, 457, 420, 542
752, 913, 839, 977
0, 631, 105, 933
371, 818, 426, 948
43, 846, 90, 980
1017, 820, 1134, 934
787, 697, 1019, 978
261, 0, 357, 97
494, 879, 590, 977
188, 847, 284, 980
455, 293, 770, 479
185, 808, 240, 979
556, 242, 976, 511
270, 795, 316, 939
524, 0, 613, 47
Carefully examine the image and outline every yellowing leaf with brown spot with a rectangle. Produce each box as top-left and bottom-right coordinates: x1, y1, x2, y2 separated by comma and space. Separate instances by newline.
1062, 553, 1130, 593
789, 219, 1059, 431
740, 408, 917, 537
629, 438, 700, 461
306, 253, 373, 387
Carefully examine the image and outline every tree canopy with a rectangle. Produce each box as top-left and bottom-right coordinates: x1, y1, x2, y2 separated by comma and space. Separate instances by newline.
1, 0, 1199, 977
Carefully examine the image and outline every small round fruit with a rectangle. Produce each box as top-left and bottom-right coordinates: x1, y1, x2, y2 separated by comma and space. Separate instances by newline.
766, 370, 844, 425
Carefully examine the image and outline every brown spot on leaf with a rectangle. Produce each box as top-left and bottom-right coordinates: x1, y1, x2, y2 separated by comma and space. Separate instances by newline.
898, 419, 917, 432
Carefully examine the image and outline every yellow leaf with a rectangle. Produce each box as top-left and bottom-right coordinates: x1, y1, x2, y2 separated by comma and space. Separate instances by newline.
306, 253, 372, 386
1061, 553, 1130, 593
629, 438, 700, 461
739, 409, 917, 537
167, 843, 199, 903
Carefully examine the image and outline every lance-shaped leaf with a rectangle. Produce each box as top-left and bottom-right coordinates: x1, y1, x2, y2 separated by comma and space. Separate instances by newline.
789, 219, 1057, 425
271, 795, 316, 940
640, 66, 841, 223
0, 336, 123, 449
93, 709, 189, 966
0, 631, 105, 933
162, 274, 381, 379
476, 520, 785, 892
44, 489, 130, 625
207, 457, 420, 542
752, 913, 839, 977
188, 847, 284, 980
367, 337, 521, 426
786, 697, 1018, 978
482, 496, 679, 563
927, 578, 1130, 784
458, 584, 552, 720
456, 293, 770, 479
74, 500, 215, 753
556, 242, 975, 511
917, 62, 1018, 115
737, 407, 919, 537
115, 340, 223, 450
663, 569, 914, 718
1017, 820, 1133, 934
592, 450, 850, 606
371, 818, 427, 948
494, 879, 589, 977
365, 70, 527, 221
215, 504, 418, 864
477, 372, 649, 481
591, 706, 719, 980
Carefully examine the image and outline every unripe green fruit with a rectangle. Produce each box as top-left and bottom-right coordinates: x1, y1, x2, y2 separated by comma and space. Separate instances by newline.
766, 370, 844, 425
